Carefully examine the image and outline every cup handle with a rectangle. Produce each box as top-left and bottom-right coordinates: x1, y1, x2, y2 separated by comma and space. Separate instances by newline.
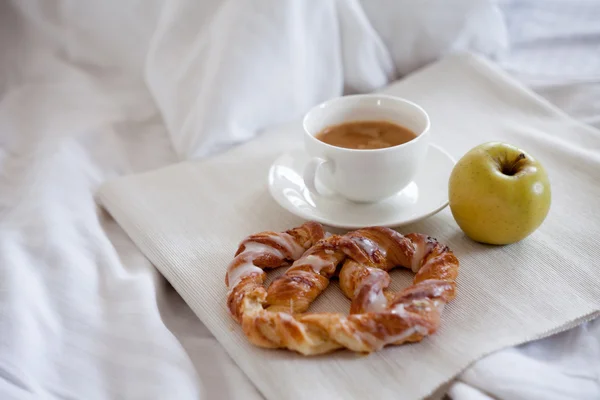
303, 157, 334, 197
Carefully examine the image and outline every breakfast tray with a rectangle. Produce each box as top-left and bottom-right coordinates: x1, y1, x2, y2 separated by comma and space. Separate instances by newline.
98, 53, 600, 400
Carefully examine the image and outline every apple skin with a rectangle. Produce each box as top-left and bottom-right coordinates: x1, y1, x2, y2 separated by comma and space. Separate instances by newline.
448, 142, 551, 245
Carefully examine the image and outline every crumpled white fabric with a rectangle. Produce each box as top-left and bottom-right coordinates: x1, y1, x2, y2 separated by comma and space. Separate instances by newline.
449, 321, 600, 400
0, 2, 259, 399
0, 0, 598, 399
146, 0, 507, 159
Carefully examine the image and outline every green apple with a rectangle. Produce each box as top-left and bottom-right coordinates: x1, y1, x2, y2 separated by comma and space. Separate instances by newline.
448, 142, 551, 245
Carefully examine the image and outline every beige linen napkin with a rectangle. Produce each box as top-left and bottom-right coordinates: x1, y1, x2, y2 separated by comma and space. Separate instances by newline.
98, 53, 600, 400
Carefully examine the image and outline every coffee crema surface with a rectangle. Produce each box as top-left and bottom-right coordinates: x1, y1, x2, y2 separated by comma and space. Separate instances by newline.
315, 120, 417, 150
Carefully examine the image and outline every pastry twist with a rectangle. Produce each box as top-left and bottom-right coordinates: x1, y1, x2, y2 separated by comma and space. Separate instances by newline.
225, 222, 459, 355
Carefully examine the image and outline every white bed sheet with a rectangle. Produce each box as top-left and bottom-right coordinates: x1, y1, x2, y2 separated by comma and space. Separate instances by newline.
0, 1, 598, 400
0, 4, 260, 399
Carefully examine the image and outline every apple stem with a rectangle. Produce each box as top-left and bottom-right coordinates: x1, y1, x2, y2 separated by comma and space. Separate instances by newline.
503, 153, 526, 176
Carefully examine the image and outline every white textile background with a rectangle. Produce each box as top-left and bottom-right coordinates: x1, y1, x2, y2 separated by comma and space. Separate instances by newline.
0, 1, 598, 399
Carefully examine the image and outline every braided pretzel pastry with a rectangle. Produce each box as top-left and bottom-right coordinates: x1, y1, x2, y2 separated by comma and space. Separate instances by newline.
225, 221, 459, 355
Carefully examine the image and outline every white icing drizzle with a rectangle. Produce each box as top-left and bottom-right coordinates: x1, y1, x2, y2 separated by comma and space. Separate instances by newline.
268, 233, 305, 259
355, 324, 429, 350
353, 330, 381, 349
352, 269, 382, 296
391, 303, 409, 318
324, 249, 334, 255
227, 262, 263, 289
431, 282, 446, 297
364, 289, 388, 313
242, 241, 284, 259
295, 254, 332, 274
384, 325, 428, 345
351, 268, 390, 312
351, 236, 382, 258
416, 279, 449, 298
392, 298, 446, 318
227, 241, 281, 289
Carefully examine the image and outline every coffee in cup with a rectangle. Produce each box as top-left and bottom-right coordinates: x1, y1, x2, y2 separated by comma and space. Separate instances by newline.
302, 94, 430, 203
314, 120, 417, 150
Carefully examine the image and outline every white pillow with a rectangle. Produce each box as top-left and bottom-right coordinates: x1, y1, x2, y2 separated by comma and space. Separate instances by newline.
145, 0, 395, 159
145, 0, 508, 160
359, 0, 508, 76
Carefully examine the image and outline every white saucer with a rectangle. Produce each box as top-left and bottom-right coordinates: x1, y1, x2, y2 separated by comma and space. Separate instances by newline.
268, 144, 456, 229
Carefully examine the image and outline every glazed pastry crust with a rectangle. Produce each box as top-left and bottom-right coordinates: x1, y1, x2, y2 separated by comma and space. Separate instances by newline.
225, 222, 459, 355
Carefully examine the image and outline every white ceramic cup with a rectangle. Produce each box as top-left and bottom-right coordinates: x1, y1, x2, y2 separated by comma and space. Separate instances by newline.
302, 94, 431, 203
